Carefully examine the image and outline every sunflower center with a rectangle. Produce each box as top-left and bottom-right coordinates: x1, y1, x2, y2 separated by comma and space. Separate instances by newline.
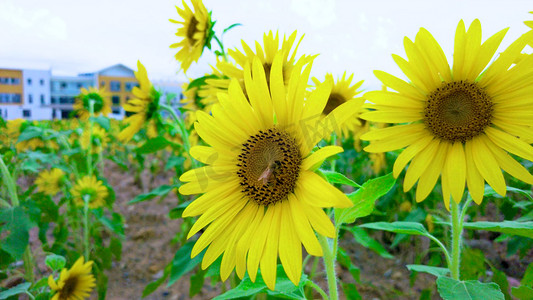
323, 93, 346, 115
59, 275, 78, 300
83, 93, 104, 113
237, 128, 301, 206
187, 17, 199, 43
424, 81, 493, 143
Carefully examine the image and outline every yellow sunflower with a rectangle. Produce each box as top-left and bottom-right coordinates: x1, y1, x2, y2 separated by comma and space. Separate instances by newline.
6, 119, 46, 152
35, 168, 65, 196
48, 256, 96, 300
71, 175, 109, 209
179, 55, 362, 289
312, 72, 365, 140
202, 31, 314, 106
169, 0, 213, 72
81, 124, 109, 154
119, 61, 161, 143
361, 19, 533, 208
73, 87, 111, 121
180, 79, 214, 128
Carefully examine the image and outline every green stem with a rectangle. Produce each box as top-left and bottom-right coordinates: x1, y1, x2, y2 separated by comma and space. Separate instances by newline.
159, 104, 199, 168
306, 280, 329, 300
83, 195, 90, 261
450, 200, 463, 280
86, 100, 95, 176
58, 135, 80, 179
318, 234, 338, 300
330, 133, 337, 171
213, 35, 228, 61
0, 155, 19, 206
427, 233, 451, 269
22, 248, 35, 283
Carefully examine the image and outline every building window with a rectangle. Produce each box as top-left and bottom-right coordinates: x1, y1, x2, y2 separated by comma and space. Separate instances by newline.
28, 94, 33, 104
40, 79, 45, 86
110, 81, 121, 92
60, 82, 67, 89
40, 94, 45, 105
125, 82, 138, 91
11, 78, 20, 85
100, 81, 105, 87
13, 94, 21, 103
27, 78, 32, 85
51, 97, 57, 104
23, 110, 31, 118
77, 82, 82, 89
112, 95, 120, 105
112, 108, 120, 114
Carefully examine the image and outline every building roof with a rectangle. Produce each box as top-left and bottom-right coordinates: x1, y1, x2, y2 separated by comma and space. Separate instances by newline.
79, 63, 135, 77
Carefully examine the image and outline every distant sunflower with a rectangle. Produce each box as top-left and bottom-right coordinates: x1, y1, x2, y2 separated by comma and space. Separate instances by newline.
361, 20, 533, 208
81, 124, 109, 154
180, 55, 361, 289
7, 119, 45, 152
312, 72, 365, 140
119, 61, 162, 142
71, 175, 109, 209
169, 0, 214, 72
35, 168, 65, 196
180, 79, 215, 128
74, 87, 111, 121
48, 256, 95, 300
202, 31, 314, 106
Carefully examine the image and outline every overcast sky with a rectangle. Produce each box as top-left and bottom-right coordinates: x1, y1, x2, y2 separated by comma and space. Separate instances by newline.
1, 0, 532, 89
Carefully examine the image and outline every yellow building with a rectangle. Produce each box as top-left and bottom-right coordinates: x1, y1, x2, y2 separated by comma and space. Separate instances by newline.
0, 69, 24, 105
96, 64, 139, 114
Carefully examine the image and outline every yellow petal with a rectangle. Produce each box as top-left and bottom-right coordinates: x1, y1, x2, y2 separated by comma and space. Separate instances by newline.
464, 140, 485, 205
445, 142, 466, 204
259, 204, 281, 290
295, 171, 352, 208
279, 201, 302, 286
288, 194, 323, 256
403, 139, 440, 192
301, 146, 343, 170
471, 136, 506, 196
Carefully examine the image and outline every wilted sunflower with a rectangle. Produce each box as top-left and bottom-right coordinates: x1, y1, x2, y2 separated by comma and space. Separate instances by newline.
312, 72, 365, 140
119, 61, 162, 142
361, 20, 533, 208
202, 31, 314, 106
180, 55, 361, 289
169, 0, 214, 72
73, 87, 111, 121
81, 124, 109, 154
48, 256, 95, 300
71, 175, 109, 209
35, 168, 65, 196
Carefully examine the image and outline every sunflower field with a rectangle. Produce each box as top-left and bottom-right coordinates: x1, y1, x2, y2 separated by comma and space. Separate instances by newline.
1, 1, 533, 299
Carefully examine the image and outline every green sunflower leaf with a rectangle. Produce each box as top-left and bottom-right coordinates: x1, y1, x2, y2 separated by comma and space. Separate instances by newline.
89, 116, 110, 131
167, 241, 204, 287
512, 286, 533, 300
406, 264, 450, 277
462, 221, 533, 239
322, 170, 361, 188
359, 221, 430, 237
129, 184, 176, 204
135, 136, 172, 154
335, 172, 395, 225
436, 277, 504, 300
45, 254, 66, 271
0, 282, 31, 300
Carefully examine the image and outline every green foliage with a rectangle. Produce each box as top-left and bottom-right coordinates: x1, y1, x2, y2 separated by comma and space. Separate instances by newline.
0, 282, 31, 299
462, 221, 533, 238
360, 221, 430, 237
406, 264, 450, 277
436, 277, 504, 300
136, 136, 174, 154
460, 248, 485, 280
345, 226, 393, 259
45, 254, 66, 271
0, 206, 35, 260
129, 184, 177, 204
168, 241, 204, 287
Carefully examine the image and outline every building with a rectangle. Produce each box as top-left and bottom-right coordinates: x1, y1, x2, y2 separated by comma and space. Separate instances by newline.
0, 68, 52, 120
50, 74, 96, 119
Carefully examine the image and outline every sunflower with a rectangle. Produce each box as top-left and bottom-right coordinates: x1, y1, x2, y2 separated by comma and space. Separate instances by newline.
35, 168, 65, 196
81, 124, 109, 154
312, 72, 365, 141
202, 31, 314, 107
179, 55, 362, 289
361, 20, 533, 208
71, 175, 109, 209
48, 256, 96, 300
6, 119, 46, 152
169, 0, 214, 72
180, 79, 216, 128
119, 61, 162, 143
73, 87, 111, 121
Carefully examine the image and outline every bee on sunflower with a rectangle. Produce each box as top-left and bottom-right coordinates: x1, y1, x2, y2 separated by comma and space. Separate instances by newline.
73, 87, 111, 121
179, 54, 362, 289
48, 256, 96, 300
361, 19, 533, 208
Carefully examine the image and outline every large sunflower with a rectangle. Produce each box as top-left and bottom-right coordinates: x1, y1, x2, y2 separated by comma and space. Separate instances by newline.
48, 256, 95, 300
179, 55, 362, 289
202, 31, 314, 106
361, 20, 533, 208
119, 61, 161, 142
73, 87, 111, 121
169, 0, 213, 72
35, 168, 65, 196
71, 175, 109, 209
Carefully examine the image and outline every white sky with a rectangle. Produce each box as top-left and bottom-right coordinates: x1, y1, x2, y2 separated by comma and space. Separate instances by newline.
1, 0, 532, 90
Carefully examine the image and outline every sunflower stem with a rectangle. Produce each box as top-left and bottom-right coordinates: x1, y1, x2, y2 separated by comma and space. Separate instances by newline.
159, 104, 199, 168
318, 234, 338, 300
22, 248, 35, 283
83, 194, 90, 261
306, 280, 329, 300
450, 200, 463, 280
87, 100, 95, 176
213, 35, 228, 61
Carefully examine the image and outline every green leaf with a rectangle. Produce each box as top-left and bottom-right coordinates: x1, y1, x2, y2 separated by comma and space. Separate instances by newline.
222, 23, 242, 34
186, 75, 219, 91
168, 201, 191, 219
346, 227, 394, 259
189, 268, 206, 298
17, 127, 43, 142
360, 221, 430, 237
96, 212, 125, 237
491, 267, 511, 300
322, 170, 361, 188
462, 221, 533, 239
460, 248, 485, 280
335, 172, 396, 225
167, 241, 204, 287
512, 286, 533, 300
337, 248, 360, 283
35, 292, 51, 300
142, 264, 171, 298
89, 116, 110, 131
521, 263, 533, 286
341, 283, 361, 300
45, 254, 66, 271
165, 156, 185, 171
436, 277, 504, 300
136, 136, 172, 154
0, 282, 31, 299
129, 185, 176, 204
406, 264, 450, 277
0, 207, 35, 259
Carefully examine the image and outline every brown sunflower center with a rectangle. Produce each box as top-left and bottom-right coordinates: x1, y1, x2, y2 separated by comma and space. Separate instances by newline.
187, 17, 199, 43
237, 128, 301, 206
59, 275, 78, 300
424, 80, 493, 143
323, 93, 346, 115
